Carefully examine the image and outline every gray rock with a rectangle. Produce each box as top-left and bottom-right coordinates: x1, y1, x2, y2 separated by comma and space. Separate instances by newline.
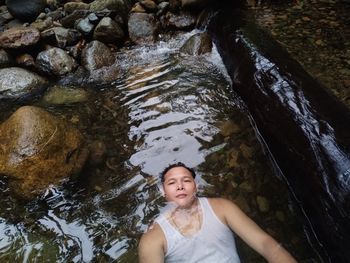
41, 27, 82, 48
31, 16, 53, 32
6, 0, 46, 22
81, 40, 115, 72
76, 18, 95, 35
60, 10, 91, 28
128, 13, 159, 44
157, 2, 169, 16
89, 0, 133, 20
0, 49, 13, 68
93, 17, 124, 45
36, 47, 78, 77
0, 26, 40, 49
0, 67, 48, 99
179, 32, 212, 55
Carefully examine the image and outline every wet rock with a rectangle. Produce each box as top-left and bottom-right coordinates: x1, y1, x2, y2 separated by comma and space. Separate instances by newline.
41, 27, 82, 48
15, 53, 35, 68
64, 2, 91, 13
36, 47, 78, 77
169, 0, 181, 13
161, 11, 196, 30
42, 85, 89, 105
0, 106, 89, 199
81, 40, 115, 71
0, 26, 40, 49
76, 17, 95, 35
0, 67, 48, 99
239, 143, 253, 159
140, 0, 158, 12
256, 195, 270, 212
179, 32, 212, 55
128, 13, 159, 44
89, 0, 132, 20
30, 16, 53, 32
93, 17, 124, 45
87, 13, 99, 24
86, 65, 121, 85
0, 8, 13, 25
6, 0, 46, 22
0, 48, 13, 68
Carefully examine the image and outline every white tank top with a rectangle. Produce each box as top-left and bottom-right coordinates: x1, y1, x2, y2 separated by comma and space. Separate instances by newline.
155, 197, 241, 263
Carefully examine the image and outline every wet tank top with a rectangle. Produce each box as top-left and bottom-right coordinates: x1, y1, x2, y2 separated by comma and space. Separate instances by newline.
155, 197, 241, 263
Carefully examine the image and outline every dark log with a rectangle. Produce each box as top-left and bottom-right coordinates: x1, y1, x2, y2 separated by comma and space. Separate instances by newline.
208, 8, 350, 263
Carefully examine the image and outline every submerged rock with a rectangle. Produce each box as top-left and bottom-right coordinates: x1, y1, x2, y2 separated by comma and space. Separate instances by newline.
0, 106, 89, 199
42, 85, 89, 105
0, 67, 48, 99
179, 32, 212, 55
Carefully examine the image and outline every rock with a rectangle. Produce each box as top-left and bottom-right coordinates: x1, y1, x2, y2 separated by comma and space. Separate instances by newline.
130, 2, 146, 13
42, 85, 89, 105
15, 53, 35, 68
81, 40, 115, 71
140, 0, 158, 12
0, 106, 89, 199
93, 17, 124, 45
157, 1, 169, 16
36, 47, 78, 77
0, 67, 48, 99
86, 65, 121, 85
0, 26, 40, 49
64, 2, 90, 13
169, 0, 181, 13
128, 13, 159, 44
179, 32, 212, 55
256, 195, 270, 212
60, 10, 91, 28
30, 17, 53, 32
0, 49, 13, 68
161, 11, 196, 30
89, 0, 132, 20
5, 0, 46, 22
75, 17, 95, 35
41, 27, 82, 48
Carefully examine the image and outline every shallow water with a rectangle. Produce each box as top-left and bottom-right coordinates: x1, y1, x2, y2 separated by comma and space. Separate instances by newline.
0, 30, 319, 262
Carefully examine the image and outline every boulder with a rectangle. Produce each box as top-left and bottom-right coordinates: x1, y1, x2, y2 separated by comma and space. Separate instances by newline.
81, 40, 115, 71
0, 26, 40, 49
0, 67, 48, 99
36, 47, 78, 77
0, 106, 89, 199
64, 2, 90, 13
42, 85, 89, 105
5, 0, 46, 22
179, 32, 212, 55
89, 0, 133, 20
93, 17, 124, 45
128, 13, 159, 44
161, 11, 196, 30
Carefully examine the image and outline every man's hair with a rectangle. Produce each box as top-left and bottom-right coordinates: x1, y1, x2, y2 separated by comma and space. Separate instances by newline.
160, 162, 196, 183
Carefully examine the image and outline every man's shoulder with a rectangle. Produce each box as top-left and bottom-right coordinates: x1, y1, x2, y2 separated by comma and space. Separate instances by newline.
140, 222, 165, 246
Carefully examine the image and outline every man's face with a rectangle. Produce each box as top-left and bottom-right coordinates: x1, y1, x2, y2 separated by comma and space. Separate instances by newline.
162, 167, 197, 208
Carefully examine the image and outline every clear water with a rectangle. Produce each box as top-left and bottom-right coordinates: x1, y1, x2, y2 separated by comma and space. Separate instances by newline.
0, 30, 319, 262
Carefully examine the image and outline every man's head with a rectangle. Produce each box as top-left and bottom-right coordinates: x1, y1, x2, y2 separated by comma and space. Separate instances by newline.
160, 162, 196, 183
160, 162, 197, 207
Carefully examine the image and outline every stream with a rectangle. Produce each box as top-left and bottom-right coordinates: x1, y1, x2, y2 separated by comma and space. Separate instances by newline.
0, 30, 320, 262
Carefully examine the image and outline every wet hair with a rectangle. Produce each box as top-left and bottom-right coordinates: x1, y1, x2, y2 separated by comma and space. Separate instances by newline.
160, 162, 196, 183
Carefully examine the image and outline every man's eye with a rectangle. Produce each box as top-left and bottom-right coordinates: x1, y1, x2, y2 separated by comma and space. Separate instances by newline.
168, 182, 175, 185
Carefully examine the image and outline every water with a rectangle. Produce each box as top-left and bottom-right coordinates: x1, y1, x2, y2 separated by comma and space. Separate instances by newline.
0, 30, 319, 262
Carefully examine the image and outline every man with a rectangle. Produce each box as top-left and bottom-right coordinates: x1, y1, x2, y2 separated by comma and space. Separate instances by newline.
138, 162, 297, 263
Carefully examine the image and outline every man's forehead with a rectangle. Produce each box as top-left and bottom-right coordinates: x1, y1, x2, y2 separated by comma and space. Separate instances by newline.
164, 167, 192, 178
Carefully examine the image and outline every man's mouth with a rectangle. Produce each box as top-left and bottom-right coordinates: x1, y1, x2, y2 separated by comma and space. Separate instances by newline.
176, 194, 187, 199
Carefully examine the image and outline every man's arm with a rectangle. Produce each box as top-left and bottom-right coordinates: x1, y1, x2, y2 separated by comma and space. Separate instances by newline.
210, 198, 297, 263
138, 223, 165, 263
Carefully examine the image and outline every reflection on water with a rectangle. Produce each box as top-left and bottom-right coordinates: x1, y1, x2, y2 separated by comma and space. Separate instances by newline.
0, 30, 319, 262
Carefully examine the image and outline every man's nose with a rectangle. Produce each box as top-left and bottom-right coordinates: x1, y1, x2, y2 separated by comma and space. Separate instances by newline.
177, 182, 184, 190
